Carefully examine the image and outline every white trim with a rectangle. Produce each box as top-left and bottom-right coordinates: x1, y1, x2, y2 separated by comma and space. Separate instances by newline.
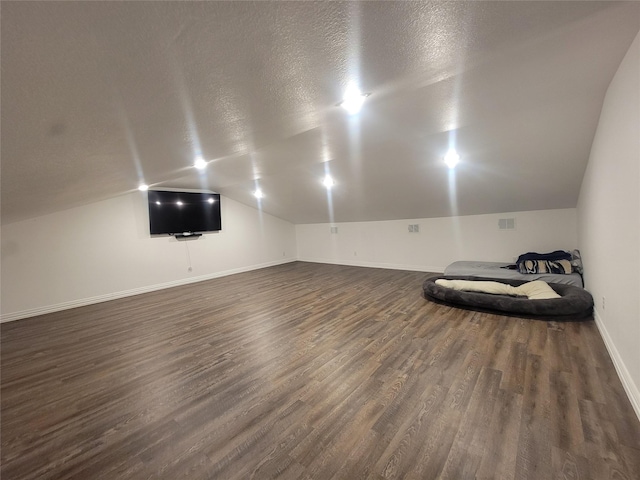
297, 257, 445, 274
593, 310, 640, 421
0, 259, 295, 323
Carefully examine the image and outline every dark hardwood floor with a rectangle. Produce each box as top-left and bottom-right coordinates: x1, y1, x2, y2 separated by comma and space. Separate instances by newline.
2, 262, 639, 479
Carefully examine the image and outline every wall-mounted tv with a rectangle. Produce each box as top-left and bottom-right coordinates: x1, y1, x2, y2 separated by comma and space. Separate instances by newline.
148, 190, 221, 236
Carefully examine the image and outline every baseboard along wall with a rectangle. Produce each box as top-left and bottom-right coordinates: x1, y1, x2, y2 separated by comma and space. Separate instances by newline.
0, 258, 296, 323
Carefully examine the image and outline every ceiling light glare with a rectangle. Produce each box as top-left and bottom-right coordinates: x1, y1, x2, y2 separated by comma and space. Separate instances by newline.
253, 188, 264, 199
339, 86, 370, 115
207, 197, 215, 204
155, 201, 161, 205
322, 175, 335, 188
138, 184, 149, 191
176, 200, 183, 206
194, 157, 207, 170
444, 149, 460, 169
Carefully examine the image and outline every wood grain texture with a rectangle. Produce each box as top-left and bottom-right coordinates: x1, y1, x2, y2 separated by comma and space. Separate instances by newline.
2, 262, 639, 479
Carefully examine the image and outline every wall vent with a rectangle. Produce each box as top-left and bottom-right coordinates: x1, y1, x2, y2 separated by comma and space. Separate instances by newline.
498, 218, 516, 230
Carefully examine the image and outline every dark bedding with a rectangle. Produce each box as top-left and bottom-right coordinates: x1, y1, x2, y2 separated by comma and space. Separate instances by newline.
423, 275, 593, 321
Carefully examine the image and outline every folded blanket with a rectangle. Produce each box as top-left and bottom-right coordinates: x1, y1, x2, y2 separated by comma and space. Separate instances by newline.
516, 250, 571, 264
435, 279, 560, 300
515, 250, 572, 275
518, 259, 572, 275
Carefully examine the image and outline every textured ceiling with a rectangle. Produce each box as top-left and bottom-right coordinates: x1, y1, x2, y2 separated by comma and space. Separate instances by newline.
2, 1, 639, 225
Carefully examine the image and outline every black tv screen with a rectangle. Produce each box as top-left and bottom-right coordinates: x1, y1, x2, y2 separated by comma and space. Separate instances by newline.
148, 190, 221, 235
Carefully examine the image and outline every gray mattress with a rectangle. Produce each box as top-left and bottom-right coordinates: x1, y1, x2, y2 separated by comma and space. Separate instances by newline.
444, 261, 584, 288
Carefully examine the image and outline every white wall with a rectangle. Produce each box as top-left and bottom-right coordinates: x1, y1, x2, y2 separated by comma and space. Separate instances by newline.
296, 208, 577, 272
1, 193, 297, 321
577, 31, 640, 417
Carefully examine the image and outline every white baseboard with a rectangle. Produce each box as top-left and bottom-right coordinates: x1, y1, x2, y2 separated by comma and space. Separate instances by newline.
0, 258, 296, 323
593, 310, 640, 421
297, 257, 445, 274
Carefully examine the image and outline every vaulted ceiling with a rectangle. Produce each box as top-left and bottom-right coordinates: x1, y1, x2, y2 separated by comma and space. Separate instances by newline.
2, 1, 639, 225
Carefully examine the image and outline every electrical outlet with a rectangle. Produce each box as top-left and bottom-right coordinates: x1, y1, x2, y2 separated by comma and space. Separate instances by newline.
354, 251, 357, 256
498, 218, 516, 230
602, 296, 605, 310
188, 266, 193, 272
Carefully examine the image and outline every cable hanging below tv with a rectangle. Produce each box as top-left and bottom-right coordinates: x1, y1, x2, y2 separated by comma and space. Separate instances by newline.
173, 232, 203, 240
147, 190, 222, 237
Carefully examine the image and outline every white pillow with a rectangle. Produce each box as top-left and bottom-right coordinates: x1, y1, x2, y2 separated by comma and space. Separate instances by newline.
513, 280, 560, 299
435, 279, 560, 300
435, 279, 519, 296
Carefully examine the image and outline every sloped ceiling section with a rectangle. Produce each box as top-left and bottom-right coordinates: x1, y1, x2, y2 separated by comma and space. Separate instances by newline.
2, 1, 639, 225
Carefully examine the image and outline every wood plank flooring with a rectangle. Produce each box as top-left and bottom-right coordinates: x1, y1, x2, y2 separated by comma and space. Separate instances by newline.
2, 261, 639, 479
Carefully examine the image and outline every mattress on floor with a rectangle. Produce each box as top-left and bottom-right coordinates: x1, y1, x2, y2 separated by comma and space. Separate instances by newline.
444, 261, 584, 288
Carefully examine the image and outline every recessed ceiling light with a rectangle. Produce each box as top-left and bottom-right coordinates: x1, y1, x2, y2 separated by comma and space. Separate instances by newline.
194, 157, 207, 170
253, 188, 264, 199
444, 149, 460, 169
322, 175, 335, 188
138, 184, 149, 191
338, 86, 370, 115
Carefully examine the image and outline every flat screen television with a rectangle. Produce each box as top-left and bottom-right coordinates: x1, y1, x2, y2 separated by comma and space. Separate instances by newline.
148, 190, 221, 236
